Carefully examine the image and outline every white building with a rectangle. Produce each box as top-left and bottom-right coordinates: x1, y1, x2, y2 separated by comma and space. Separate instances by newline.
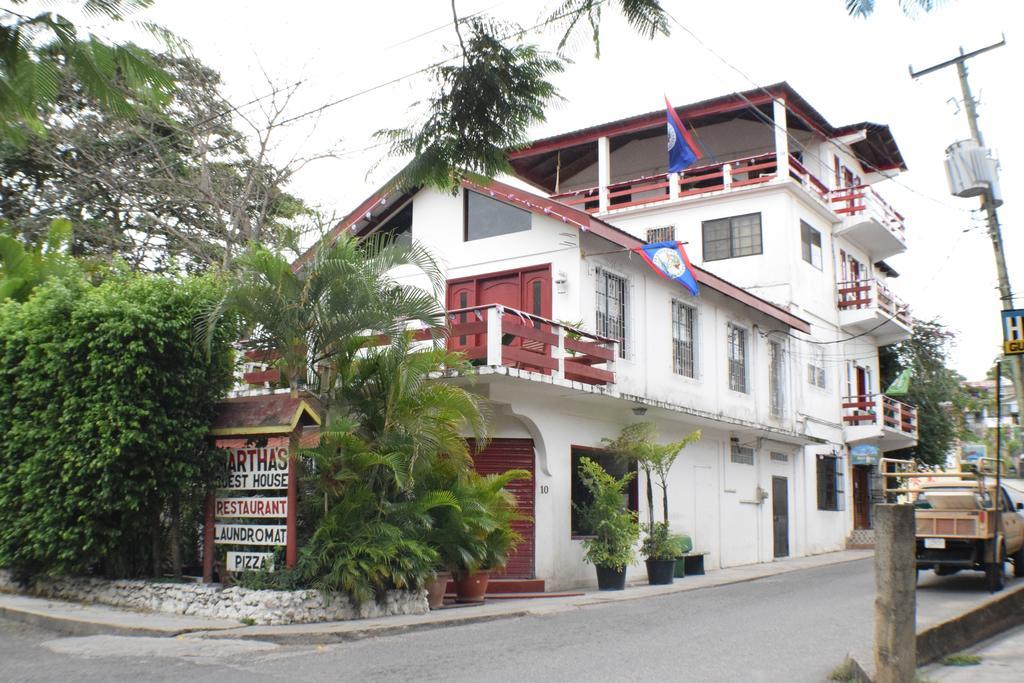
279, 83, 919, 590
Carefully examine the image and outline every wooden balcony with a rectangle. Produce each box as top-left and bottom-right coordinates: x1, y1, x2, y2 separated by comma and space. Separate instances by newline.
446, 304, 617, 386
837, 278, 912, 345
842, 393, 918, 451
827, 185, 907, 259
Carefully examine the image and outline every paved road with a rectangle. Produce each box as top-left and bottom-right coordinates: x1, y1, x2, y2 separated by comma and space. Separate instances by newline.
0, 558, 1018, 683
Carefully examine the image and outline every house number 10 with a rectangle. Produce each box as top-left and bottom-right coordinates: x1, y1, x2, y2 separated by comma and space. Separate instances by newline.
540, 485, 550, 494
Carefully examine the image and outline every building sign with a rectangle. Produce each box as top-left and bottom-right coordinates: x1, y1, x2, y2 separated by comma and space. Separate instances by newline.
226, 552, 275, 572
214, 524, 287, 546
1003, 309, 1024, 355
220, 447, 290, 490
850, 444, 880, 466
214, 497, 288, 518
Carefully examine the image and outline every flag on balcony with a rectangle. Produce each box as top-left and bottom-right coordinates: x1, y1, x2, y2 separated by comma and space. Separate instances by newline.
885, 368, 912, 397
666, 97, 703, 173
634, 241, 699, 296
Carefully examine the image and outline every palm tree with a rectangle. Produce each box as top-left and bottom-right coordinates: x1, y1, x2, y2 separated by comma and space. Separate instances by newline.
200, 231, 446, 417
0, 218, 76, 301
844, 0, 945, 17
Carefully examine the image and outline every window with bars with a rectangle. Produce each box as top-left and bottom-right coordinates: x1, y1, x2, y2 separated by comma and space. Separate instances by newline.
800, 220, 822, 269
596, 268, 629, 358
671, 300, 696, 378
730, 440, 755, 465
727, 324, 747, 393
816, 454, 845, 511
770, 452, 789, 463
807, 345, 827, 389
769, 340, 785, 418
646, 225, 676, 243
702, 213, 762, 261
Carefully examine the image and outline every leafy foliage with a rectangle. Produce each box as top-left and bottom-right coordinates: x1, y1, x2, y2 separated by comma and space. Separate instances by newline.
0, 218, 79, 300
378, 17, 562, 193
844, 0, 946, 18
550, 0, 670, 57
639, 521, 691, 560
0, 54, 307, 270
0, 1, 176, 144
0, 271, 235, 580
575, 456, 639, 570
602, 421, 699, 540
880, 319, 968, 466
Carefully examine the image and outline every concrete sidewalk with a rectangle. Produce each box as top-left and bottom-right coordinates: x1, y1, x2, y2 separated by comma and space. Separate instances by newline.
918, 625, 1024, 682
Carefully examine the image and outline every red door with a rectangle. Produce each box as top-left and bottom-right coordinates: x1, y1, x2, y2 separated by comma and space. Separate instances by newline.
468, 438, 536, 579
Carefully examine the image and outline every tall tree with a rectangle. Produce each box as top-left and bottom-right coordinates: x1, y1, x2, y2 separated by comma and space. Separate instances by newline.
845, 0, 948, 17
880, 319, 969, 466
0, 55, 310, 271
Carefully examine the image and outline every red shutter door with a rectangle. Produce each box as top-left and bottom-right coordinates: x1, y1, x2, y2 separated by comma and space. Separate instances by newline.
468, 438, 535, 579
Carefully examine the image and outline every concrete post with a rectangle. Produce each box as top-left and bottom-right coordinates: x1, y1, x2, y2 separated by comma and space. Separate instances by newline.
773, 98, 790, 182
874, 504, 917, 683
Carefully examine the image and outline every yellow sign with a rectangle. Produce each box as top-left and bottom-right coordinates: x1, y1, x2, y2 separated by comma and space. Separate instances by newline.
1003, 310, 1024, 356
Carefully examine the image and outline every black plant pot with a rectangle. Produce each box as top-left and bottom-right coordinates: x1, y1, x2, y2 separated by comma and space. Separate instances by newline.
645, 558, 676, 585
595, 565, 627, 590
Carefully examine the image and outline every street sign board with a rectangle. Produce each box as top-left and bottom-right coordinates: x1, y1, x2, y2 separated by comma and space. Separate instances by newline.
1002, 309, 1024, 355
214, 497, 288, 518
226, 552, 275, 572
214, 523, 287, 546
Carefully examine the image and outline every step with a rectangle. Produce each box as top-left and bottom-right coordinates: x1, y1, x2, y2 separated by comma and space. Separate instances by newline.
445, 578, 546, 594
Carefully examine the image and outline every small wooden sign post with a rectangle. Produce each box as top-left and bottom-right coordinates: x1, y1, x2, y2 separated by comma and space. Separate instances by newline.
203, 393, 321, 583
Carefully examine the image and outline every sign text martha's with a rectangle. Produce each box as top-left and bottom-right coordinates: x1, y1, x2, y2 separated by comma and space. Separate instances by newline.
219, 447, 289, 490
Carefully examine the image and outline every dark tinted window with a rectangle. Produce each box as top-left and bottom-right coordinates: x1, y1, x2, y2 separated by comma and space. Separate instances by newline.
465, 190, 531, 241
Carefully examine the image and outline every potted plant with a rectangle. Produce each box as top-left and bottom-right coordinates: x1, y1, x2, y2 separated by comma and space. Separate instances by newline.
433, 469, 529, 603
603, 423, 700, 585
575, 456, 640, 590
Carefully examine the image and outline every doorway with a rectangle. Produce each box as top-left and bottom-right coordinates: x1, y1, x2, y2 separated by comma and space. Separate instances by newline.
852, 465, 872, 530
772, 476, 789, 559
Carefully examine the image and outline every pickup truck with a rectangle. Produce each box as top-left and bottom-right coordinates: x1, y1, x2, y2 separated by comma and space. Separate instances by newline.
913, 478, 1024, 591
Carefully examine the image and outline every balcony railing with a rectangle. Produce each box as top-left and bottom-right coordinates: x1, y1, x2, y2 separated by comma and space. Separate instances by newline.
446, 304, 617, 386
842, 393, 918, 438
550, 152, 785, 214
837, 278, 912, 327
827, 184, 906, 242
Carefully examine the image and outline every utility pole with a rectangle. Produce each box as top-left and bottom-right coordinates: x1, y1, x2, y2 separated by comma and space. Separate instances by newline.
910, 37, 1024, 409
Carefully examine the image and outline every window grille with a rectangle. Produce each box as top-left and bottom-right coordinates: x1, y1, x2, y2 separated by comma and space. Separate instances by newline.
770, 452, 789, 463
647, 225, 676, 243
727, 324, 747, 393
672, 300, 696, 378
769, 340, 785, 418
807, 345, 827, 389
596, 269, 628, 358
730, 440, 755, 466
817, 453, 844, 511
702, 213, 763, 261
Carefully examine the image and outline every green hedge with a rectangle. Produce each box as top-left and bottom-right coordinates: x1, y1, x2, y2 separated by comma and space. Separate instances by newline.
0, 273, 235, 579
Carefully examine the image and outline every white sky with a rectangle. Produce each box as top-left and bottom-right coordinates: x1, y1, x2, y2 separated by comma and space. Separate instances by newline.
122, 1, 1024, 380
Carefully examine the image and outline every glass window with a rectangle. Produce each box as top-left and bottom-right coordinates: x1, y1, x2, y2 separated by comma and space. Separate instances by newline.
727, 324, 747, 393
647, 225, 676, 243
702, 213, 762, 261
801, 220, 822, 268
570, 448, 637, 536
730, 440, 755, 466
807, 345, 827, 389
817, 454, 844, 511
465, 190, 531, 241
672, 300, 696, 378
596, 269, 629, 358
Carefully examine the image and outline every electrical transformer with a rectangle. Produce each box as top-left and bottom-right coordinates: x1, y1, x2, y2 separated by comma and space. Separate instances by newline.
944, 139, 1003, 207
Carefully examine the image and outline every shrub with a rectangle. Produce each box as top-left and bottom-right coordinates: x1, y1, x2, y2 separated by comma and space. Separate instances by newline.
575, 457, 640, 571
0, 272, 235, 580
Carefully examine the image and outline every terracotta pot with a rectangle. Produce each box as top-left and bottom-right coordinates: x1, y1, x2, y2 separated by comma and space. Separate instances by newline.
425, 572, 451, 609
454, 570, 490, 603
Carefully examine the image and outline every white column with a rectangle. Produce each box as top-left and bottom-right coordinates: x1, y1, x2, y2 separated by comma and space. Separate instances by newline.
552, 325, 566, 381
598, 136, 611, 213
722, 163, 732, 190
773, 98, 790, 182
669, 172, 680, 199
486, 306, 503, 367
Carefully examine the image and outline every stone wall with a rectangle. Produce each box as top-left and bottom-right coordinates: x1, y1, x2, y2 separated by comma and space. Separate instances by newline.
0, 570, 427, 625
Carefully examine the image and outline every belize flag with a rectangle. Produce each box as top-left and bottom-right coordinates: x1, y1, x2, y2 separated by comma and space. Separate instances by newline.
666, 97, 703, 173
635, 241, 699, 296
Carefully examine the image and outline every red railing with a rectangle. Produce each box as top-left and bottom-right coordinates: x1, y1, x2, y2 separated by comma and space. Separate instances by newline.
788, 154, 829, 198
827, 184, 906, 242
549, 153, 781, 214
446, 304, 617, 386
836, 278, 912, 327
842, 393, 918, 438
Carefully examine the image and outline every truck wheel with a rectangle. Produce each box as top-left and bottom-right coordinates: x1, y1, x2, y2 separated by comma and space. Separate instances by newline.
1014, 546, 1024, 578
934, 566, 960, 576
986, 547, 1006, 592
